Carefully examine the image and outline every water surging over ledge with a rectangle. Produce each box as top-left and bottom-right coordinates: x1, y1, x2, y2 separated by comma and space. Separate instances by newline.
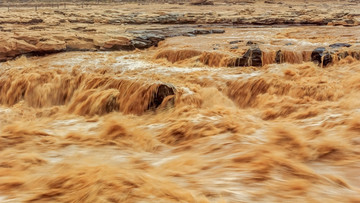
1, 51, 360, 202
0, 64, 176, 116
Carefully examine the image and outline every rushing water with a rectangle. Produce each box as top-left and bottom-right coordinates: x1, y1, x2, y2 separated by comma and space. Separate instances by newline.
0, 27, 360, 202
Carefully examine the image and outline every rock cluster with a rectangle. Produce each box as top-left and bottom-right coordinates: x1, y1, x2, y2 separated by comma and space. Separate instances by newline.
234, 47, 262, 67
0, 2, 359, 62
309, 43, 359, 67
0, 25, 224, 61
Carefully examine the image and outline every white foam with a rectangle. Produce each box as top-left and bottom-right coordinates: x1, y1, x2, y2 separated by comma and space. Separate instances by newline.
149, 66, 207, 75
0, 196, 18, 203
180, 87, 195, 95
152, 155, 180, 166
303, 113, 343, 127
223, 71, 262, 81
113, 54, 150, 71
145, 123, 168, 130
0, 107, 11, 114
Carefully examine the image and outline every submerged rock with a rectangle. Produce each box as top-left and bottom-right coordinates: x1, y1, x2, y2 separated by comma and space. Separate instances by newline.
329, 43, 352, 49
211, 29, 225, 34
229, 40, 242, 44
311, 47, 332, 67
192, 29, 211, 35
190, 0, 214, 5
246, 41, 257, 46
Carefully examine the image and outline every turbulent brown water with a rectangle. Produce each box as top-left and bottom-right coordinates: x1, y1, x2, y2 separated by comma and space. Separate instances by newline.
1, 27, 360, 202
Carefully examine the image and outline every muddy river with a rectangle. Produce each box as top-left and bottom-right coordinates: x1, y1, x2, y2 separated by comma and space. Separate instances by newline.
0, 25, 360, 202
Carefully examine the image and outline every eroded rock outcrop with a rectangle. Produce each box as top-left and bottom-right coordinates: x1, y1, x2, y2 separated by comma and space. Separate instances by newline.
311, 47, 333, 67
0, 26, 225, 61
234, 47, 262, 67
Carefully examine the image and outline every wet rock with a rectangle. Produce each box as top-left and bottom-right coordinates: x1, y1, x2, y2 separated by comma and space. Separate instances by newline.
211, 29, 225, 34
149, 84, 176, 109
25, 18, 43, 24
246, 41, 261, 46
337, 51, 349, 59
131, 38, 153, 49
275, 50, 282, 64
229, 40, 242, 44
141, 34, 165, 45
103, 38, 134, 50
350, 51, 360, 60
329, 43, 352, 49
311, 47, 332, 67
192, 29, 211, 35
264, 0, 277, 4
105, 95, 119, 114
190, 0, 214, 5
68, 18, 94, 24
131, 33, 166, 49
345, 19, 355, 24
54, 10, 66, 15
234, 47, 262, 67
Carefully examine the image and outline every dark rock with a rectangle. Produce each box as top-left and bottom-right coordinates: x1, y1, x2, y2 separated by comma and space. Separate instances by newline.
183, 33, 196, 37
144, 33, 165, 43
131, 39, 152, 49
234, 47, 262, 67
351, 51, 360, 60
190, 0, 214, 5
329, 43, 352, 49
148, 84, 176, 109
72, 26, 86, 31
345, 19, 355, 24
131, 33, 166, 48
311, 47, 332, 67
230, 46, 238, 49
337, 51, 349, 59
246, 41, 260, 46
25, 18, 43, 24
275, 50, 282, 64
264, 0, 276, 4
229, 40, 243, 44
211, 29, 225, 34
105, 95, 119, 113
192, 29, 211, 35
68, 18, 94, 24
83, 28, 97, 32
285, 43, 293, 46
54, 10, 65, 15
